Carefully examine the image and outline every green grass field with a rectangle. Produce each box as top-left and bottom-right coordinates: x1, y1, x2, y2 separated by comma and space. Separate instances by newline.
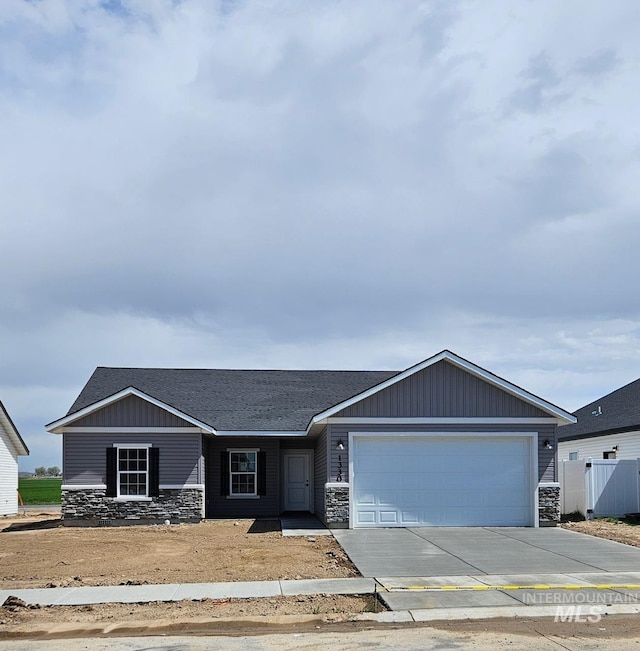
18, 477, 62, 505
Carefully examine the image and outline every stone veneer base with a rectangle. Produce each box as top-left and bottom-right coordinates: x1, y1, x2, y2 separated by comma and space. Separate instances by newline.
61, 488, 203, 524
325, 483, 349, 527
538, 484, 561, 526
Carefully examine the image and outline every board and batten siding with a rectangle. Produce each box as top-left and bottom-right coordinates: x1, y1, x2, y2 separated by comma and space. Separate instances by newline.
333, 361, 550, 419
328, 423, 558, 483
0, 428, 19, 516
558, 430, 640, 461
63, 432, 202, 485
70, 395, 193, 428
205, 437, 280, 518
313, 426, 328, 519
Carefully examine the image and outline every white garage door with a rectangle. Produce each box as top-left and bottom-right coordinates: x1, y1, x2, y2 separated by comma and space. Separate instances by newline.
352, 436, 533, 527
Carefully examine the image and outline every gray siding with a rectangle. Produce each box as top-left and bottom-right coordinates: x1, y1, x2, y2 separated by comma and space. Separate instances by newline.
71, 395, 193, 428
328, 423, 557, 483
313, 426, 328, 520
334, 361, 549, 419
205, 437, 280, 518
63, 432, 201, 485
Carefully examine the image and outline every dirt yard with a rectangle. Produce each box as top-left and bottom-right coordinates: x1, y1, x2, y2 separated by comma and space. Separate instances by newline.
0, 513, 373, 631
560, 518, 640, 547
0, 514, 357, 590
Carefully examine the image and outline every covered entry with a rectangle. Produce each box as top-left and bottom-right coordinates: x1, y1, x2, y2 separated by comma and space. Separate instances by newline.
351, 434, 534, 527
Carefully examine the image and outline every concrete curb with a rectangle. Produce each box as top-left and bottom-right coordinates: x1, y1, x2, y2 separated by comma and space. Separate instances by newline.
4, 604, 640, 640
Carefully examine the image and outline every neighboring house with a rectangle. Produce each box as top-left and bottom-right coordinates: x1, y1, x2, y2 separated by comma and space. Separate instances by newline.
46, 350, 575, 528
0, 401, 30, 516
558, 377, 640, 461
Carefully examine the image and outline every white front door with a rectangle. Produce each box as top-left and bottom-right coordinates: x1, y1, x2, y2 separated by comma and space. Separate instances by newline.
284, 452, 310, 511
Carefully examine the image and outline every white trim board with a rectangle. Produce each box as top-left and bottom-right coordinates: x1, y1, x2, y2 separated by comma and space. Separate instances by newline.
59, 427, 206, 434
326, 417, 561, 425
61, 484, 205, 491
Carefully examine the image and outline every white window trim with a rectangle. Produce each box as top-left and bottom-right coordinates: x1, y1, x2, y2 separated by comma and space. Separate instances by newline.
113, 443, 152, 500
227, 448, 259, 498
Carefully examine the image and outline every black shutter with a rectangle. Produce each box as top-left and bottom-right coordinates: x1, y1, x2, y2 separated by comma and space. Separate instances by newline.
149, 447, 160, 497
257, 451, 267, 496
105, 447, 117, 497
220, 451, 229, 496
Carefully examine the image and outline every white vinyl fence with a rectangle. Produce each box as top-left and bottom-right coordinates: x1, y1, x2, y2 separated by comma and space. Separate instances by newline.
560, 458, 640, 518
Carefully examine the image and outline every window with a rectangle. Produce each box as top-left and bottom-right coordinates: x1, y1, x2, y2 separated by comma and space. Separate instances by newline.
118, 447, 148, 496
230, 451, 257, 496
220, 449, 266, 498
106, 445, 159, 499
569, 452, 578, 460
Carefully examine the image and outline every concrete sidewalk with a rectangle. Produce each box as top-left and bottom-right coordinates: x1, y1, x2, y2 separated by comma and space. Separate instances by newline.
4, 572, 640, 611
0, 577, 376, 607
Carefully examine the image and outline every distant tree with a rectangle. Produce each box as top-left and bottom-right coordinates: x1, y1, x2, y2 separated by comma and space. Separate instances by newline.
47, 466, 60, 477
35, 466, 47, 477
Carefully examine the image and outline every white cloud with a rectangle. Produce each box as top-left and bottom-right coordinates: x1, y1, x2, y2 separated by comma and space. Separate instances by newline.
1, 0, 640, 469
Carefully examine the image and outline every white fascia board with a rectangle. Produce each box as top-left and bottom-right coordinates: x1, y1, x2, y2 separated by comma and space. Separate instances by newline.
46, 387, 217, 435
216, 430, 306, 437
0, 402, 29, 455
308, 350, 576, 430
325, 417, 561, 425
60, 427, 206, 434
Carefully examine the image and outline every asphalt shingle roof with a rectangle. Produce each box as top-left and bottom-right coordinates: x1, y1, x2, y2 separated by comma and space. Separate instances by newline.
68, 367, 399, 431
558, 376, 640, 440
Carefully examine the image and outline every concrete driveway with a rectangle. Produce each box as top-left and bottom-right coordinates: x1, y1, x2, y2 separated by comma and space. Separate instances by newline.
333, 527, 640, 611
333, 527, 640, 577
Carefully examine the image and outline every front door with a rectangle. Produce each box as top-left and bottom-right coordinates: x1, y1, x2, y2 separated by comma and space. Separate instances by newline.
284, 452, 310, 511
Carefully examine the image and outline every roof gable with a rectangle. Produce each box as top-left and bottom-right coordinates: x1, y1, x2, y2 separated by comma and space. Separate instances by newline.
46, 387, 217, 433
330, 359, 551, 419
0, 401, 29, 456
311, 350, 576, 425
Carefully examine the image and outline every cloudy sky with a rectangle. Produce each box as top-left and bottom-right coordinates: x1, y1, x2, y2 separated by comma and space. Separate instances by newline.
1, 0, 639, 471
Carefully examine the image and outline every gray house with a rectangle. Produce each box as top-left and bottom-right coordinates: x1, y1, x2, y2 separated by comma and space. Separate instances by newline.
46, 350, 575, 528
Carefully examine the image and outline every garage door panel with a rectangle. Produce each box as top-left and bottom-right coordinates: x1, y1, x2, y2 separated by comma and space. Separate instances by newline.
352, 436, 533, 528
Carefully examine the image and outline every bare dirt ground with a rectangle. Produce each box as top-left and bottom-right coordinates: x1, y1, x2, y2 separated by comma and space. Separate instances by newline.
0, 513, 369, 631
560, 519, 640, 547
0, 514, 357, 589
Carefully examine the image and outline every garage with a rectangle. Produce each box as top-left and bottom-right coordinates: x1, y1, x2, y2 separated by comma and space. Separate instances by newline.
351, 435, 534, 527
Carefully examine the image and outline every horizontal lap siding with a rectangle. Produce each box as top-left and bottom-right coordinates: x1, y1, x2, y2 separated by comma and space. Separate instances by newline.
328, 423, 557, 484
206, 437, 280, 518
558, 430, 640, 461
0, 432, 19, 515
71, 395, 192, 427
334, 361, 549, 418
63, 432, 201, 485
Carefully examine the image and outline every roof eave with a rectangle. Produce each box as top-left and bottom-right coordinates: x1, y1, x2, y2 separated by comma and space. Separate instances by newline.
0, 401, 29, 456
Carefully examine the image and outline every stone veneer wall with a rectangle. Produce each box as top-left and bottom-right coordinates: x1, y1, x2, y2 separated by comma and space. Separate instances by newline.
538, 484, 560, 526
325, 483, 349, 528
61, 488, 203, 524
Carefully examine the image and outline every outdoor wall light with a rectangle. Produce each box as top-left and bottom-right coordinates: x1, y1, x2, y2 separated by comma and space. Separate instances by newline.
543, 439, 553, 450
336, 440, 344, 451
